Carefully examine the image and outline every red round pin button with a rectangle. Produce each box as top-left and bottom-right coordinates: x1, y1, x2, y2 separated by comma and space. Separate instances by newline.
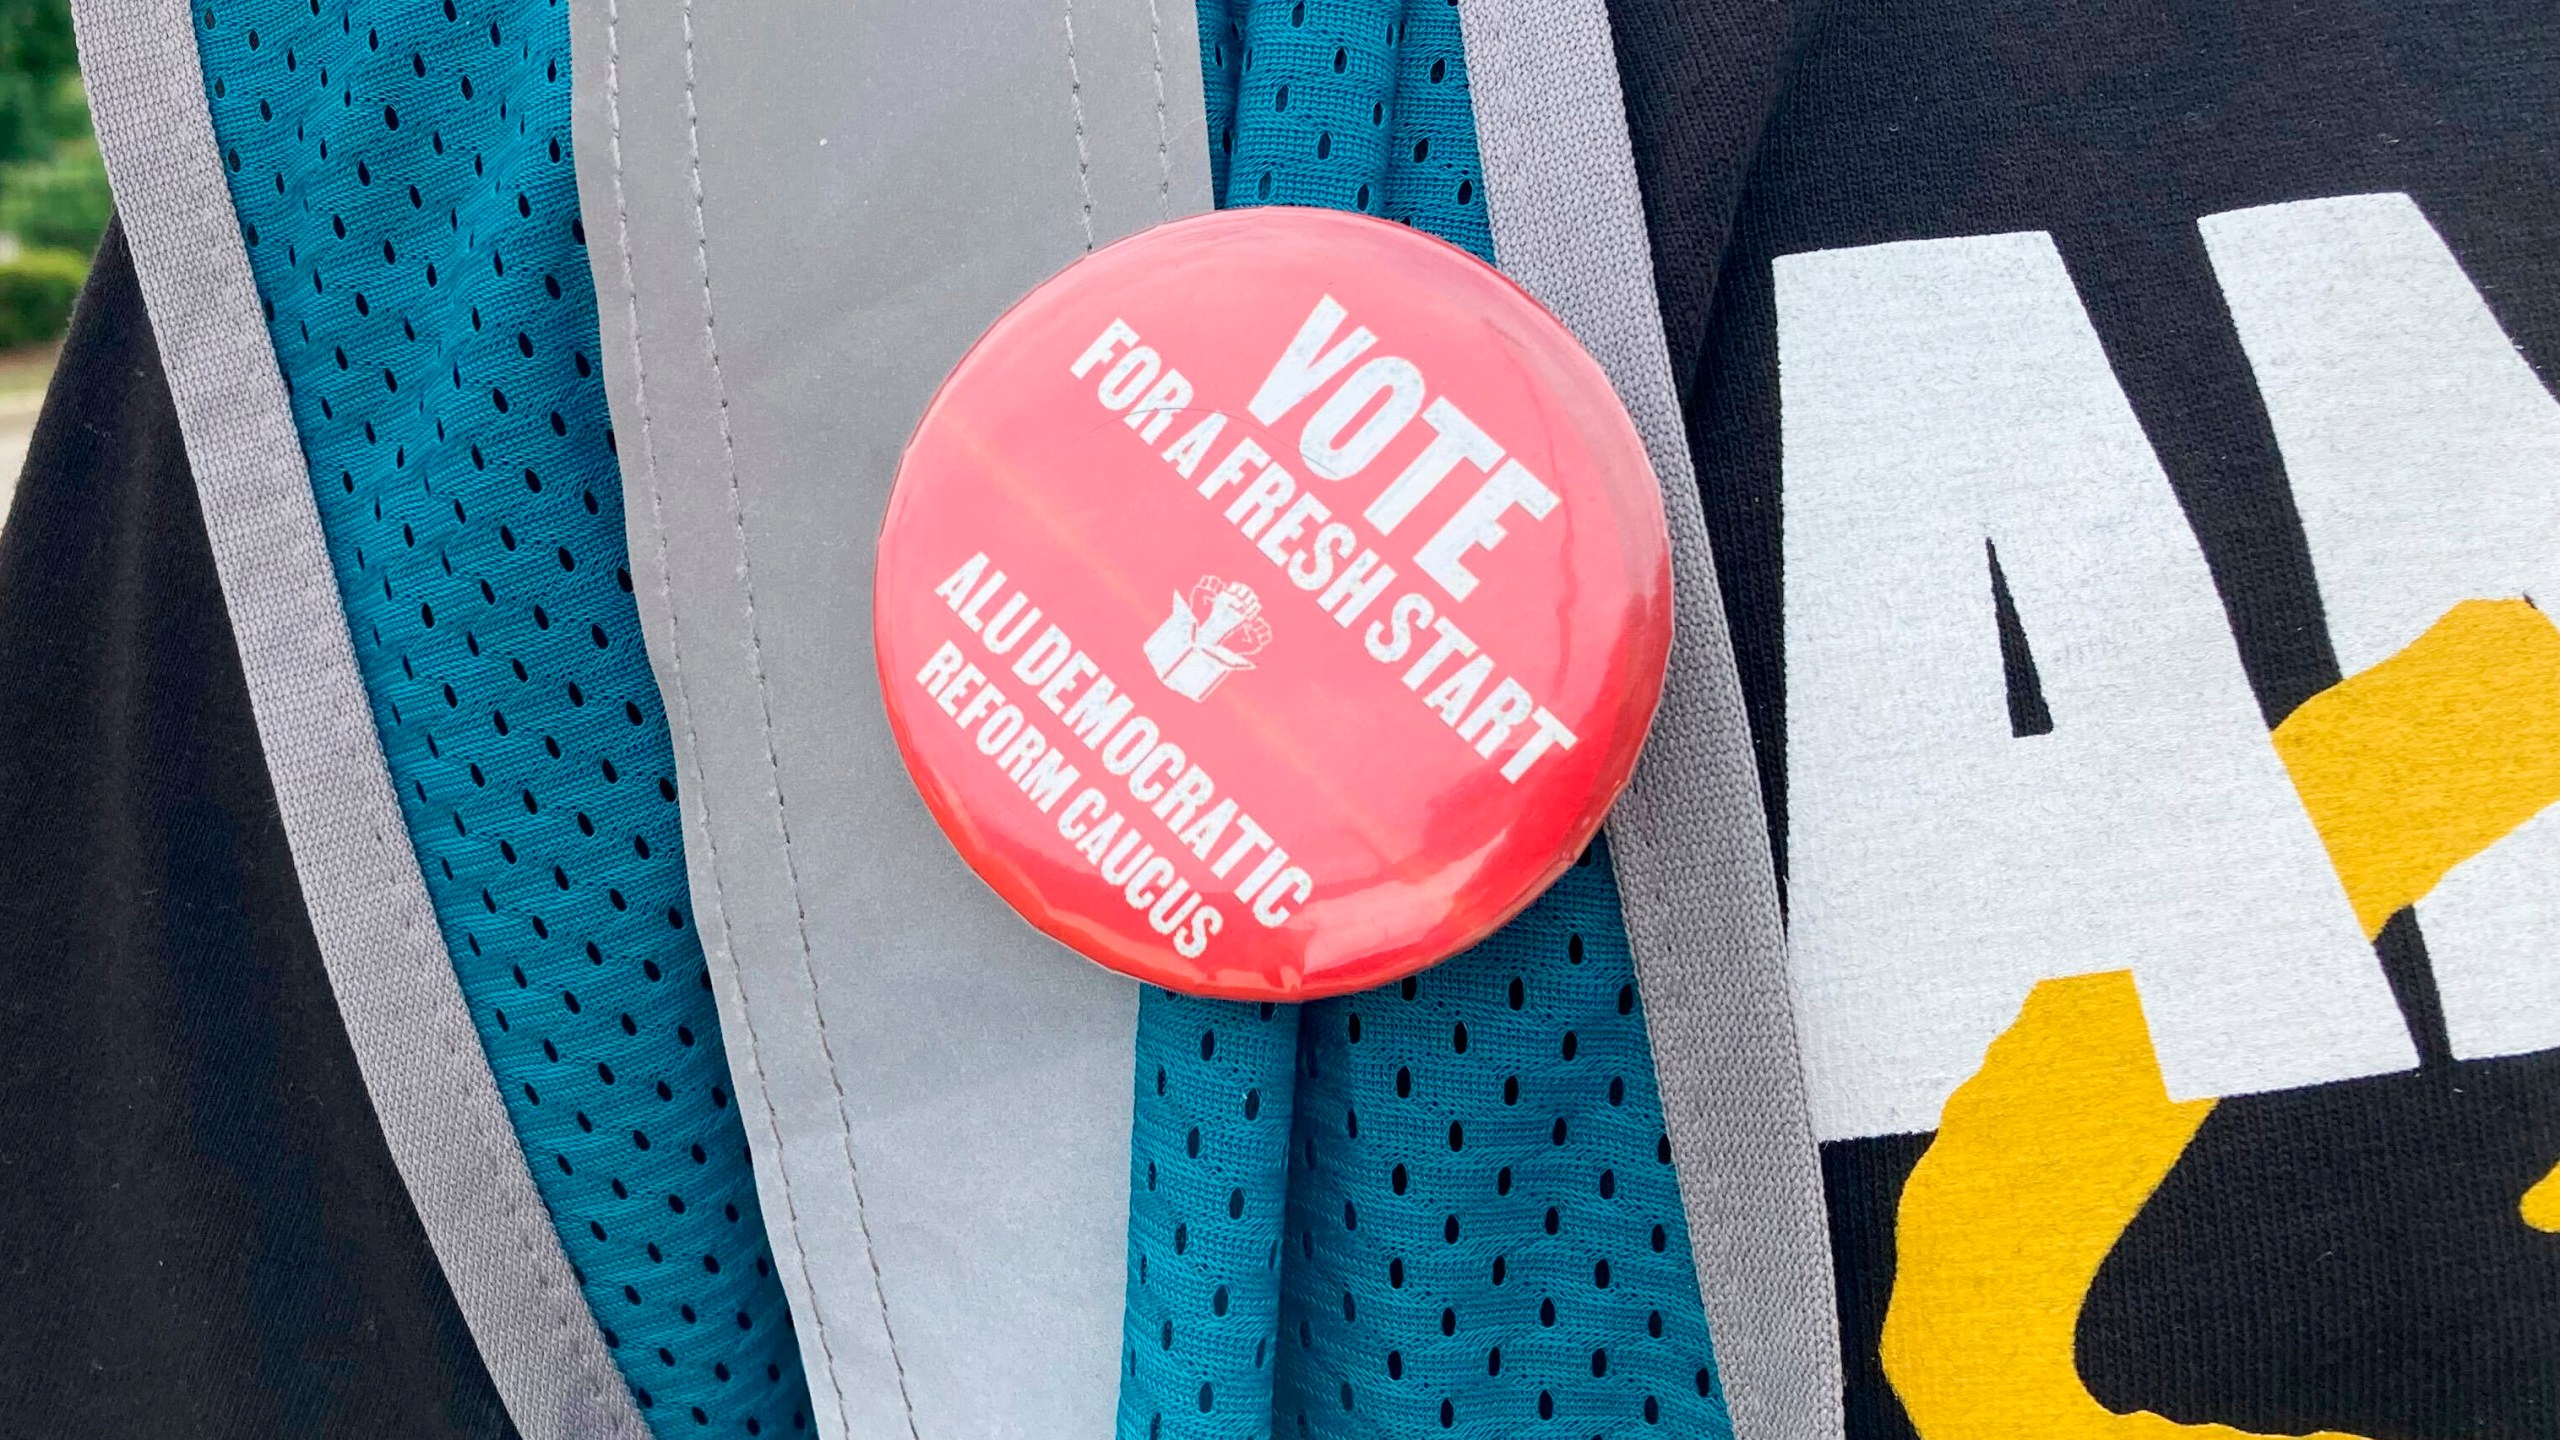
876, 207, 1670, 1002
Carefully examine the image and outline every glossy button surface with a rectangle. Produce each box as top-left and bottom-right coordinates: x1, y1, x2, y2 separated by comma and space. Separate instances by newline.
875, 207, 1670, 1001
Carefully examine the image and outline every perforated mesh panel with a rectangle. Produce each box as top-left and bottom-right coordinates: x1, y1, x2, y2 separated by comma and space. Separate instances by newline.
192, 3, 810, 1433
1121, 6, 1730, 1436
1278, 849, 1727, 1436
1125, 996, 1303, 1434
1197, 0, 1490, 258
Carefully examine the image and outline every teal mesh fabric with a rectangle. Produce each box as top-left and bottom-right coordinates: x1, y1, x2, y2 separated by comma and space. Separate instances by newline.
1279, 848, 1727, 1436
192, 2, 810, 1433
1197, 0, 1489, 256
1121, 5, 1730, 1436
1124, 995, 1304, 1434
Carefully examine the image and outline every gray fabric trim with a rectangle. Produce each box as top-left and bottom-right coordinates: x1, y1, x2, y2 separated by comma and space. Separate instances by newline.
71, 5, 648, 1437
1452, 3, 1846, 1437
568, 1, 1210, 1434
567, 4, 904, 1432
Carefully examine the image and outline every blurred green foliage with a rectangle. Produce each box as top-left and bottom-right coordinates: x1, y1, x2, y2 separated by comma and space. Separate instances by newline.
0, 0, 79, 170
0, 0, 97, 339
2, 133, 104, 252
0, 246, 84, 345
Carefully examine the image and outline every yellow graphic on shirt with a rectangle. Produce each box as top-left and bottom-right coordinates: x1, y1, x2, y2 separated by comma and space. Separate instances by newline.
2521, 1162, 2560, 1233
2272, 598, 2560, 938
1881, 971, 2370, 1439
1883, 599, 2560, 1436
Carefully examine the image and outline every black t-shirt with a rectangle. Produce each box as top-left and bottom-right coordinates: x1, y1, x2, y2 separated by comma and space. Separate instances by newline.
1609, 1, 2560, 1434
